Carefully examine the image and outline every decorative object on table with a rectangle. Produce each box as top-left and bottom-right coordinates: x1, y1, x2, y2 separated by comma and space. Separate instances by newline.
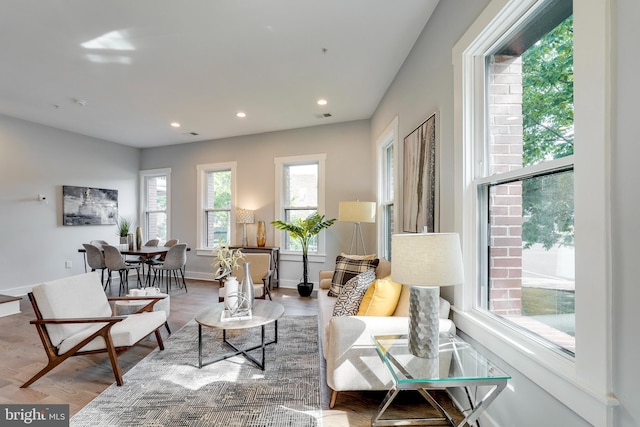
128, 233, 134, 250
240, 261, 255, 309
62, 185, 118, 226
403, 112, 438, 233
237, 208, 255, 246
271, 212, 336, 297
256, 220, 267, 247
222, 275, 240, 312
136, 226, 143, 250
115, 216, 133, 250
212, 244, 245, 280
338, 200, 376, 255
391, 232, 463, 358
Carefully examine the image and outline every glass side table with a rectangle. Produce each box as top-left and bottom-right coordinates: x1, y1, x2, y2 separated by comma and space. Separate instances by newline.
372, 334, 511, 427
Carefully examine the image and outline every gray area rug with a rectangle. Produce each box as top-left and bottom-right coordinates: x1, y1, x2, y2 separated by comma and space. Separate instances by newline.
72, 315, 321, 427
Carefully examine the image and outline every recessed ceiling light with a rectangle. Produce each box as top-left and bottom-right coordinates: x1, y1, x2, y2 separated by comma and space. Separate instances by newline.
170, 122, 181, 128
317, 99, 328, 106
236, 112, 247, 118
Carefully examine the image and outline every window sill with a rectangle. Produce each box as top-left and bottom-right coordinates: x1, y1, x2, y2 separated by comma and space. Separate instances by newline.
452, 308, 618, 426
280, 251, 327, 263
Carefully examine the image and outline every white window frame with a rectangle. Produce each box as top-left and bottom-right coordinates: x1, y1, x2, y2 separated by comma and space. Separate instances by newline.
196, 162, 237, 255
452, 0, 615, 425
274, 154, 327, 263
139, 168, 171, 244
376, 116, 399, 260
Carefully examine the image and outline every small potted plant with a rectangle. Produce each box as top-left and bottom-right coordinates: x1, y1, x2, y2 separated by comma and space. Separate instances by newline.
212, 243, 245, 280
115, 217, 133, 248
271, 212, 336, 296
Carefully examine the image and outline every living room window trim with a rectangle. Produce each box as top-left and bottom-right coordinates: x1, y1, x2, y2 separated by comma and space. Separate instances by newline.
195, 161, 237, 255
139, 168, 171, 244
274, 153, 327, 263
452, 0, 615, 425
376, 115, 399, 261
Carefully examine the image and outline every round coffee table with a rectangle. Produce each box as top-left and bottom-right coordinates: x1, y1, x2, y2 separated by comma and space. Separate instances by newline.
195, 299, 284, 370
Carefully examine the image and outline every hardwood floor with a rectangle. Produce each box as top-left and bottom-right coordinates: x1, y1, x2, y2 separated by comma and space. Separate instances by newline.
0, 279, 465, 426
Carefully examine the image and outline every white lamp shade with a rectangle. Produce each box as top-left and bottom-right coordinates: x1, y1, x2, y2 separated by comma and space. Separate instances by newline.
338, 201, 376, 223
236, 208, 255, 224
391, 233, 464, 287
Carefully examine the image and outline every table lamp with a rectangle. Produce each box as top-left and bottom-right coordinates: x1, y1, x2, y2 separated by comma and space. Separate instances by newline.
391, 233, 464, 358
237, 208, 255, 246
338, 201, 376, 255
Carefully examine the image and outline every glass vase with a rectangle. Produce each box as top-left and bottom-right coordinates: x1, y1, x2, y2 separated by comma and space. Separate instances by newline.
241, 262, 254, 309
256, 221, 266, 247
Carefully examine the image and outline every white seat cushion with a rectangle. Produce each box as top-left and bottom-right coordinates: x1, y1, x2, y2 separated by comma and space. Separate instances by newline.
58, 311, 166, 354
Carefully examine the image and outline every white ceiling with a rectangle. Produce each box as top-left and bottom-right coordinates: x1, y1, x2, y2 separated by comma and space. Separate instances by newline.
0, 1, 439, 148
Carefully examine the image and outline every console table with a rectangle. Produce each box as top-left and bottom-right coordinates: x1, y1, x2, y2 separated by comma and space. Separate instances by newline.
372, 333, 510, 427
228, 246, 280, 288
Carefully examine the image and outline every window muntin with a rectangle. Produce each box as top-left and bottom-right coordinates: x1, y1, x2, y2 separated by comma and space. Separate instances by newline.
381, 142, 394, 260
140, 169, 170, 244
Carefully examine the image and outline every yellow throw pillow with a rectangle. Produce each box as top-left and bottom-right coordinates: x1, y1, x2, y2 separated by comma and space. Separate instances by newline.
357, 275, 403, 316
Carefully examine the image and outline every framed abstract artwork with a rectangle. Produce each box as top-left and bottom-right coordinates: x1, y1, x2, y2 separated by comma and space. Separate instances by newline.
62, 185, 118, 226
403, 112, 438, 233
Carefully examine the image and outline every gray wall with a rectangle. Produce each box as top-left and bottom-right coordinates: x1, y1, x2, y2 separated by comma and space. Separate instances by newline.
0, 114, 140, 294
140, 120, 374, 288
370, 0, 639, 425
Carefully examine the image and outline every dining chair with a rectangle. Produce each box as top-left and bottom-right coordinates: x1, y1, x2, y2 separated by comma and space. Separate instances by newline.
82, 243, 108, 288
151, 244, 188, 293
103, 245, 141, 295
126, 239, 161, 284
89, 240, 109, 249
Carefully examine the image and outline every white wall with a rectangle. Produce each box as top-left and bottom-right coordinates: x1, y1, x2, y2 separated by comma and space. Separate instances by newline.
612, 0, 640, 425
140, 120, 373, 289
0, 114, 140, 294
371, 0, 639, 425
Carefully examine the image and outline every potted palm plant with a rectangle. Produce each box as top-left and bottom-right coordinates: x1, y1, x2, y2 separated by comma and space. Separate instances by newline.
271, 212, 336, 296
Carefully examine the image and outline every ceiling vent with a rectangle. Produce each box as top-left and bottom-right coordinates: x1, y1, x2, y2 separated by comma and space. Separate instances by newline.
314, 113, 332, 119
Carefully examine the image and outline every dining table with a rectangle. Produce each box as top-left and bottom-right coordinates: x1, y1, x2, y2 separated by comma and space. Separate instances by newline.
78, 245, 190, 285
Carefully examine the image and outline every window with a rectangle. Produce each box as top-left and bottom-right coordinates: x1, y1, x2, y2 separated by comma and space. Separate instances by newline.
454, 0, 612, 424
196, 162, 236, 250
377, 116, 398, 261
140, 169, 170, 243
274, 154, 326, 256
480, 9, 575, 354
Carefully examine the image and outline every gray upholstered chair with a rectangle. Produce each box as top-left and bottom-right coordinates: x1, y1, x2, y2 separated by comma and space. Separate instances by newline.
82, 243, 108, 288
126, 239, 161, 284
151, 243, 187, 293
104, 245, 140, 295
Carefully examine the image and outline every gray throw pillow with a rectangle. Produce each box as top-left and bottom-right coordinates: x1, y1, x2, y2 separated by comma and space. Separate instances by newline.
332, 269, 376, 317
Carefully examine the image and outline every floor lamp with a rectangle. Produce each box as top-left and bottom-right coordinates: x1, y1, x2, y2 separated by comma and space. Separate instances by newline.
338, 201, 376, 255
237, 208, 254, 246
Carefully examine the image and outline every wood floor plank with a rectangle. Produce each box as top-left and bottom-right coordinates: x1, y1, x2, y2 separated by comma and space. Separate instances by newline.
0, 279, 467, 426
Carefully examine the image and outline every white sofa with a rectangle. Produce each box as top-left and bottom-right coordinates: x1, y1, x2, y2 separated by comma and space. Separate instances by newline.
318, 258, 455, 408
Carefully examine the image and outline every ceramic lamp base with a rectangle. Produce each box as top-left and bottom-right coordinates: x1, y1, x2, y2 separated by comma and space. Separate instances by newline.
408, 286, 440, 358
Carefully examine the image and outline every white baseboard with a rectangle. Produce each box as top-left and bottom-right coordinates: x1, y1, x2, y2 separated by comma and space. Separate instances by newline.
0, 299, 21, 317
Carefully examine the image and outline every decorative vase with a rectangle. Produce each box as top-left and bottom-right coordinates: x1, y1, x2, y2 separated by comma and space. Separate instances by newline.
224, 276, 239, 313
136, 226, 142, 250
120, 236, 128, 251
256, 221, 266, 247
241, 262, 254, 309
297, 281, 313, 297
128, 233, 134, 250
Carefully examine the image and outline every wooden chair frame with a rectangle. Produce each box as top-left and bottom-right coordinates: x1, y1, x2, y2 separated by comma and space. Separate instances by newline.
22, 294, 167, 388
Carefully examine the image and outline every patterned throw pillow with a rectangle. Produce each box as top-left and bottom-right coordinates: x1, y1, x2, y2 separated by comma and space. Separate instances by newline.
328, 255, 380, 297
332, 269, 377, 317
